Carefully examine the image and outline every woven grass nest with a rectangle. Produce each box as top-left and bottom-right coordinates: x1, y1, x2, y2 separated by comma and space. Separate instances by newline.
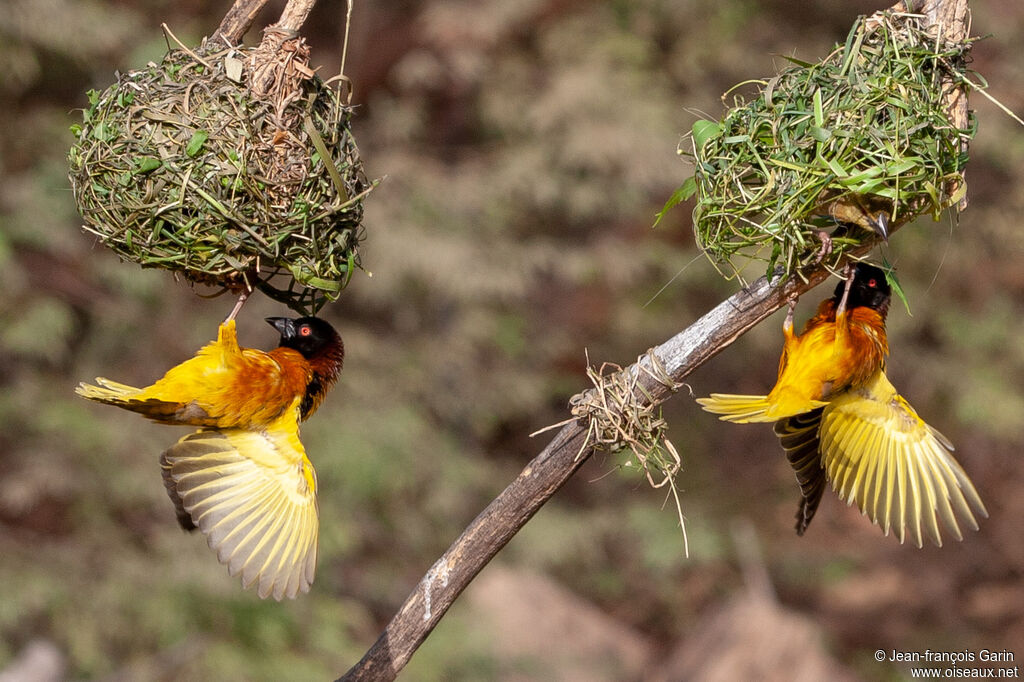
671, 12, 975, 282
68, 31, 374, 314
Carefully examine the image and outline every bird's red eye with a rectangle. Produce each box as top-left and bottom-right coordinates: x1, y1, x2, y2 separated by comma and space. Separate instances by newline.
300, 325, 312, 337
867, 278, 877, 288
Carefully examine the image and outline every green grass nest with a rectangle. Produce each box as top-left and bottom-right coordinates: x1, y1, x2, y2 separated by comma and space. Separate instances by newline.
666, 12, 975, 282
68, 37, 374, 314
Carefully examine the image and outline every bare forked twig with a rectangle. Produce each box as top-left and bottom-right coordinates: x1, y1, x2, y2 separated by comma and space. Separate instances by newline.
215, 0, 318, 44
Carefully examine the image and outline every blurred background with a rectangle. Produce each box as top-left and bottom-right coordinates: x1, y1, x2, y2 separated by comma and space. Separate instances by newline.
1, 0, 1021, 679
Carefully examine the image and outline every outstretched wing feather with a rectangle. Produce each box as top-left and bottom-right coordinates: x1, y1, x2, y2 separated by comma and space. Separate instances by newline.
818, 370, 986, 547
160, 405, 319, 600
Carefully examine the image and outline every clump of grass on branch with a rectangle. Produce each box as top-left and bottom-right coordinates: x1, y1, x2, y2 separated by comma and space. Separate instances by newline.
68, 30, 375, 314
662, 12, 975, 283
534, 350, 689, 554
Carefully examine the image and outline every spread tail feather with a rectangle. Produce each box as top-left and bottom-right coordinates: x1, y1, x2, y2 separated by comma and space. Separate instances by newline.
696, 394, 784, 423
76, 377, 205, 423
697, 392, 829, 423
696, 394, 774, 422
75, 377, 144, 403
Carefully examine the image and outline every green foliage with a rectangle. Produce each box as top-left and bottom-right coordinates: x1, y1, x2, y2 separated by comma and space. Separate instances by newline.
668, 13, 976, 282
67, 41, 374, 314
882, 257, 912, 316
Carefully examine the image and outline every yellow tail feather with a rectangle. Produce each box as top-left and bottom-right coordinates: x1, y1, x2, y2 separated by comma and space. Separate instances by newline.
696, 394, 773, 423
698, 391, 830, 423
75, 377, 143, 404
77, 377, 198, 423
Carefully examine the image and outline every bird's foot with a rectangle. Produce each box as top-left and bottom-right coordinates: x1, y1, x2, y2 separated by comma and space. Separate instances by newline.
225, 291, 250, 323
835, 263, 855, 316
812, 230, 833, 265
783, 292, 799, 334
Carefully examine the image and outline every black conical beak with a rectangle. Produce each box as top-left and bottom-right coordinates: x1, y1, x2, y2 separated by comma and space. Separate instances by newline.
869, 212, 889, 242
266, 317, 296, 340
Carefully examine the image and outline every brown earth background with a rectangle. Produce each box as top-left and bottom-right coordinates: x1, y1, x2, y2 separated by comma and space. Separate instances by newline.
1, 0, 1022, 679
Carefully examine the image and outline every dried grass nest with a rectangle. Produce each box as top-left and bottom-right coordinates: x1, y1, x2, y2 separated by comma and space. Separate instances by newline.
68, 32, 374, 314
666, 12, 976, 282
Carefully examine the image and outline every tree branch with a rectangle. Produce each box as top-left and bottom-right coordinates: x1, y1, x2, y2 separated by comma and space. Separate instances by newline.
214, 0, 273, 44
274, 0, 319, 33
338, 1, 971, 679
214, 0, 319, 45
337, 246, 879, 682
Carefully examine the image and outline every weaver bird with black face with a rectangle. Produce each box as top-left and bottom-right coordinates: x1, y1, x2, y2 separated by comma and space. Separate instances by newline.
698, 263, 986, 547
77, 316, 344, 599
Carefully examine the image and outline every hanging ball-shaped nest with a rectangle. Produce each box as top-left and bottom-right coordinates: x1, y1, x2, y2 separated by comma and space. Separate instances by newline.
675, 12, 974, 282
68, 31, 375, 314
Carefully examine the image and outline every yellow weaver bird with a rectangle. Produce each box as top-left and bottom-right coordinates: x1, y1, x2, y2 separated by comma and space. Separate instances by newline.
697, 263, 986, 547
77, 316, 344, 599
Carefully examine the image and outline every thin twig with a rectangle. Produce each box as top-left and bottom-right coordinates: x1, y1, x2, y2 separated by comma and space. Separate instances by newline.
215, 0, 318, 46
162, 24, 213, 69
214, 0, 273, 44
339, 0, 355, 78
275, 0, 318, 33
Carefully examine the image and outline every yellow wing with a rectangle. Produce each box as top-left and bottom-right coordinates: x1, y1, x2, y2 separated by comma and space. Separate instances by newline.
818, 370, 986, 547
160, 398, 319, 600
